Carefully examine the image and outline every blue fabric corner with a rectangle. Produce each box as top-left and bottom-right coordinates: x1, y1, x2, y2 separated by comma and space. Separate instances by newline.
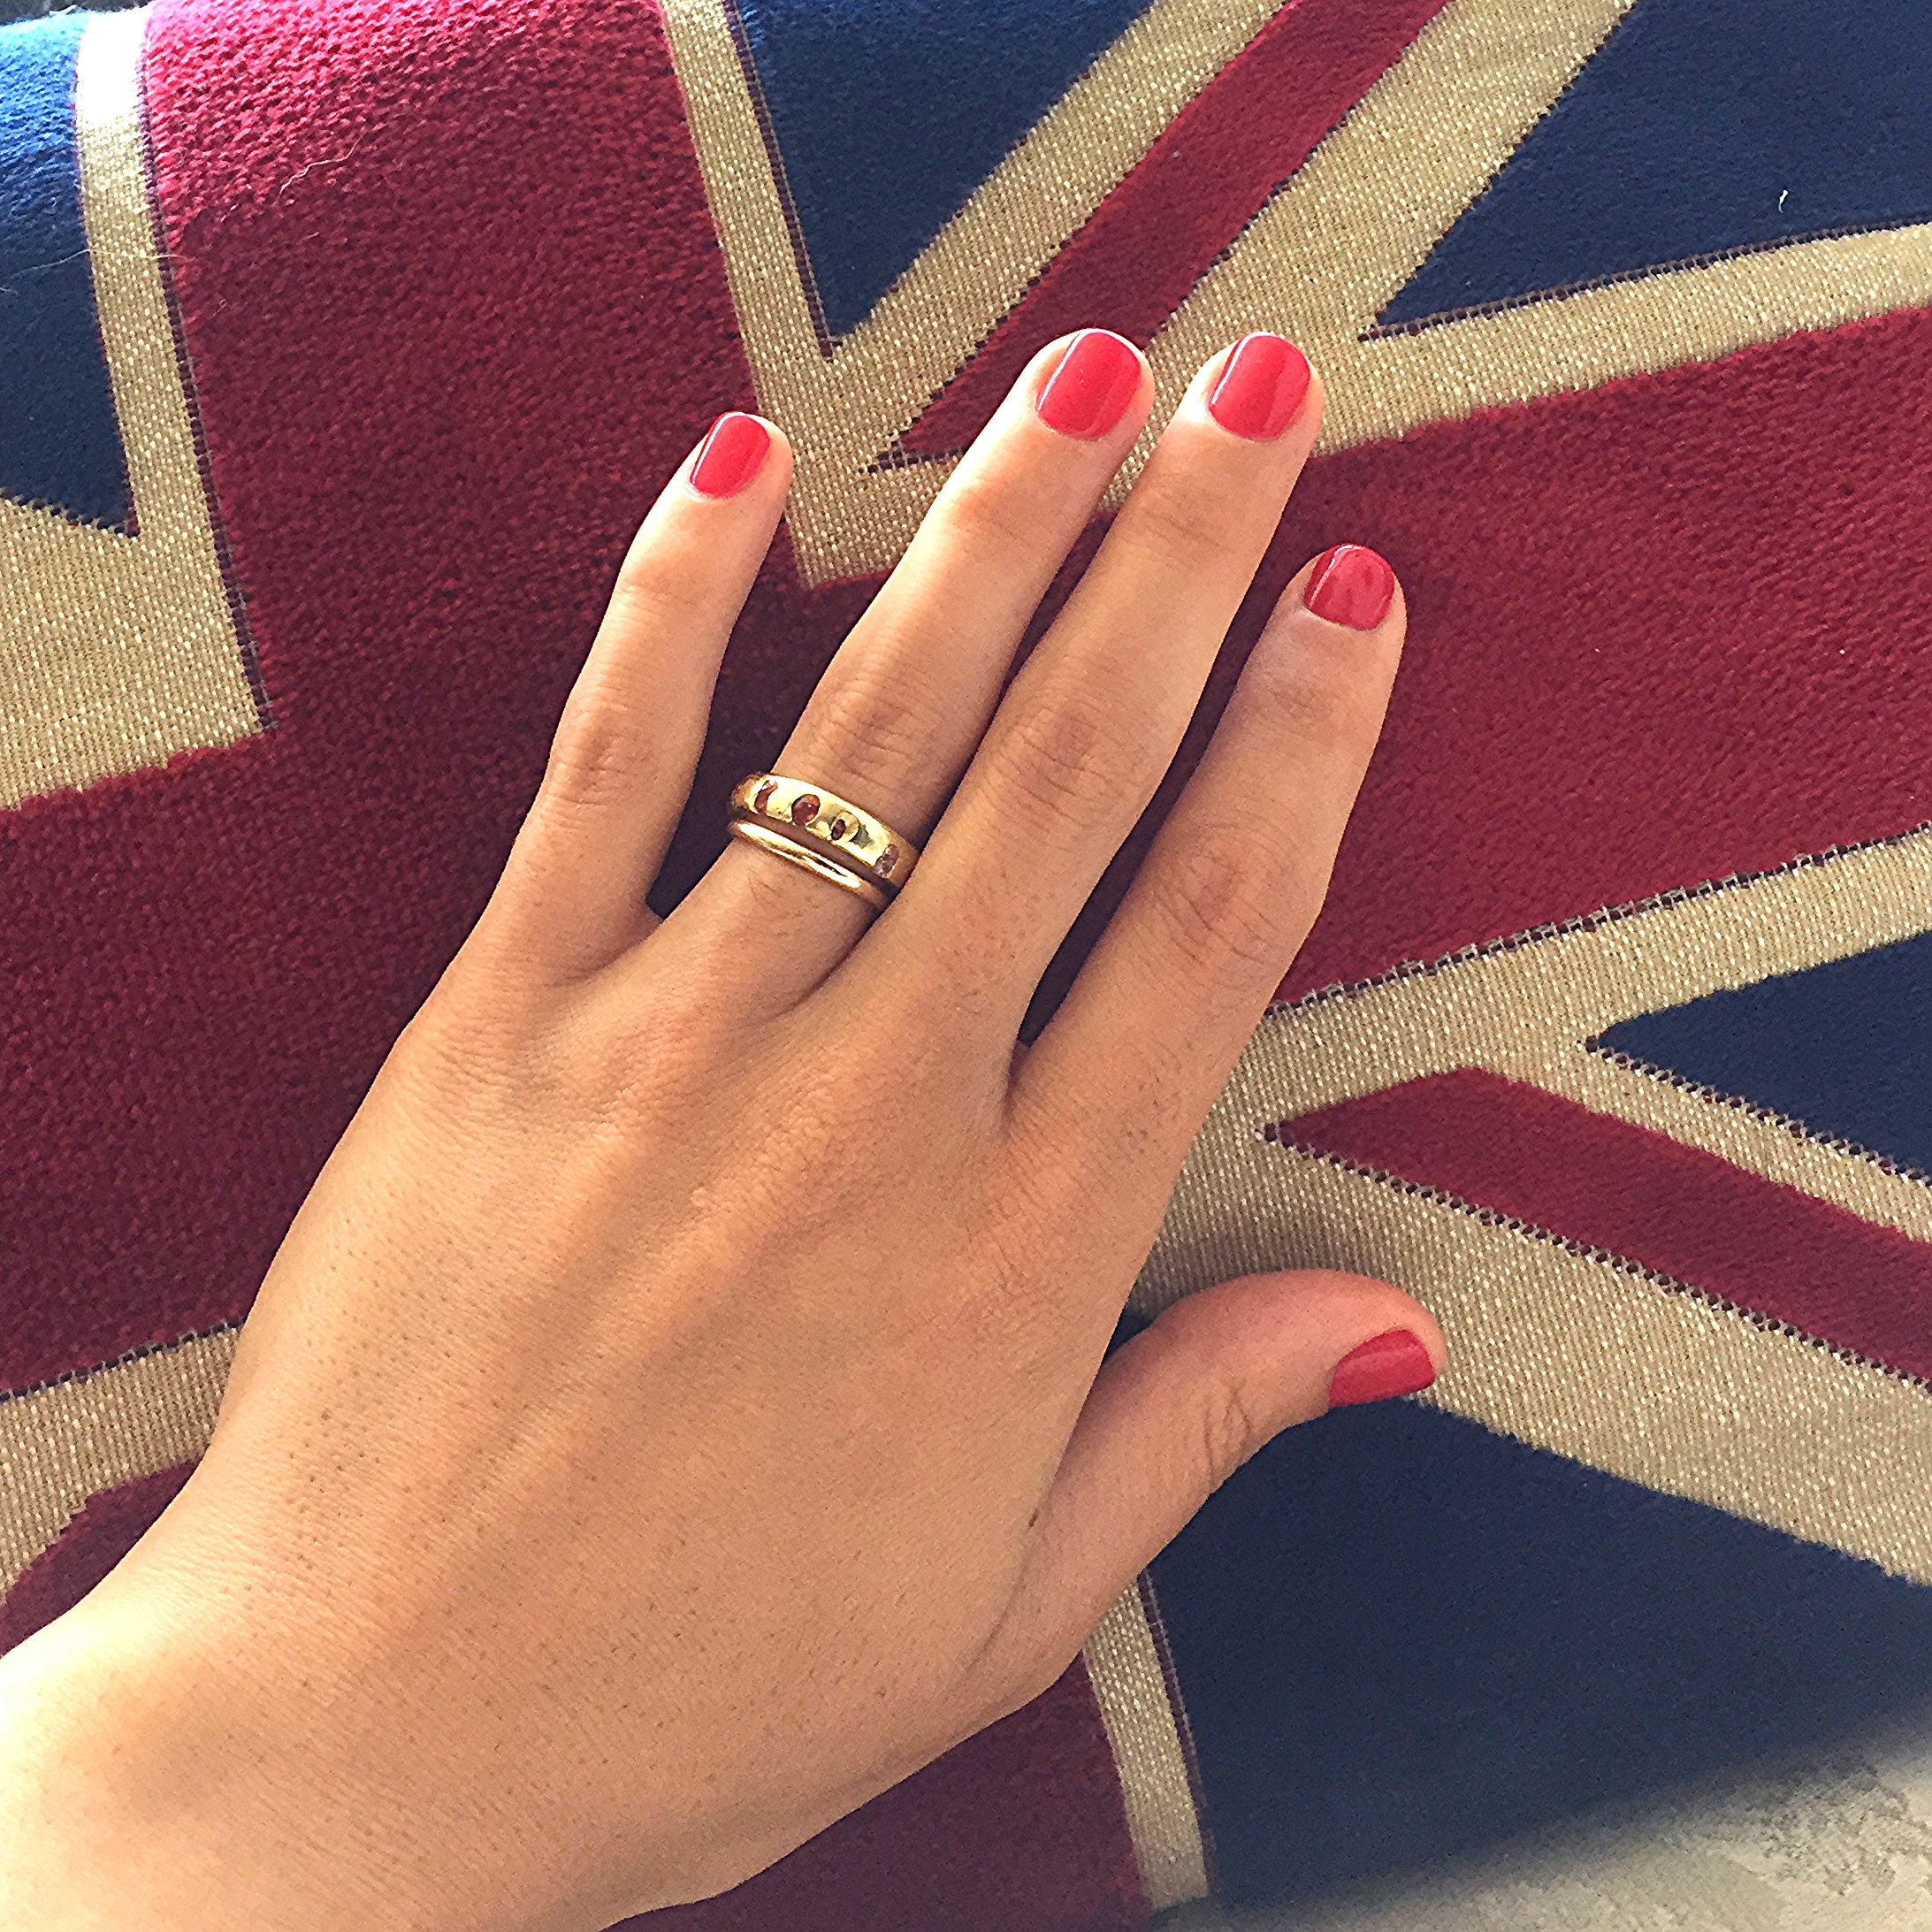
0, 11, 132, 531
1149, 1401, 1932, 1905
733, 0, 1154, 339
1598, 929, 1932, 1175
1381, 0, 1932, 327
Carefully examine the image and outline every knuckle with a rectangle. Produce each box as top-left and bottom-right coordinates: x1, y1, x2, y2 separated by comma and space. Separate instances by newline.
990, 691, 1134, 828
1117, 487, 1251, 577
1245, 651, 1380, 758
1149, 821, 1305, 981
800, 666, 949, 797
606, 566, 701, 639
538, 687, 663, 821
935, 464, 1057, 559
1199, 1371, 1271, 1493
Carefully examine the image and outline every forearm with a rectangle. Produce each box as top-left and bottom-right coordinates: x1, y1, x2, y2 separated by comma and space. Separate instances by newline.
0, 1604, 409, 1932
0, 1562, 698, 1932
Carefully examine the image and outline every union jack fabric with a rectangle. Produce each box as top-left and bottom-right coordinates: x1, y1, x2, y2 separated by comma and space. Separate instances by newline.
3, 1, 1931, 1925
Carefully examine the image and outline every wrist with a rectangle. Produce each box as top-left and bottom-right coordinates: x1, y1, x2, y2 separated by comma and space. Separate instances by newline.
0, 1591, 408, 1932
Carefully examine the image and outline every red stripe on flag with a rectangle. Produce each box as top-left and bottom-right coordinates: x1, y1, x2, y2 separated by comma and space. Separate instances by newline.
897, 0, 1453, 456
0, 1465, 193, 1659
1279, 1069, 1932, 1383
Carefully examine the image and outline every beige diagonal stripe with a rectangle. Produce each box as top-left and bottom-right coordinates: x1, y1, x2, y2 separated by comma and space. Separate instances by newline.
0, 8, 260, 813
1140, 1143, 1932, 1585
1523, 1044, 1932, 1248
0, 1328, 236, 1598
1180, 826, 1932, 1245
664, 0, 1932, 583
1082, 1581, 1210, 1911
1135, 835, 1932, 1585
1209, 827, 1932, 1129
1140, 0, 1932, 471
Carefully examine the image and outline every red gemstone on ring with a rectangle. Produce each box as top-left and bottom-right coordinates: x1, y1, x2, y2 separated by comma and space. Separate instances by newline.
752, 779, 778, 814
829, 816, 849, 841
790, 793, 821, 826
875, 844, 900, 877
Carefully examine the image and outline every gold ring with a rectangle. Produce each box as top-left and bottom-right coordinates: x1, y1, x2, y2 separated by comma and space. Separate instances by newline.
726, 774, 920, 910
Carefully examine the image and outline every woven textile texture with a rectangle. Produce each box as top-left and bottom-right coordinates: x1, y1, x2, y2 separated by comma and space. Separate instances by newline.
4, 0, 1931, 1925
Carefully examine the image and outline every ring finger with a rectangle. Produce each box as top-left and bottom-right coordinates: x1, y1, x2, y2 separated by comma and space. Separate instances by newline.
664, 329, 1153, 1003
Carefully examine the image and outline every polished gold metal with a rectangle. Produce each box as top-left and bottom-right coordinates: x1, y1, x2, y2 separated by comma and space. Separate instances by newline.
728, 819, 891, 908
726, 773, 920, 909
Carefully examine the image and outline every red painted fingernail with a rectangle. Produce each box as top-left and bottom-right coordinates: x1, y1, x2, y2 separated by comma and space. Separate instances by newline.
1303, 544, 1396, 630
1328, 1329, 1436, 1409
1206, 332, 1311, 440
1034, 330, 1144, 440
689, 412, 771, 498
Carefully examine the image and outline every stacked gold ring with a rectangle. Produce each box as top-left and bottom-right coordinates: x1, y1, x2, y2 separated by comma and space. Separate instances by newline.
726, 773, 920, 911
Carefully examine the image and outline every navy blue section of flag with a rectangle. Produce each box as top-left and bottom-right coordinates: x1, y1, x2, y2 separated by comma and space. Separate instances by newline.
1150, 1402, 1932, 1906
1382, 0, 1932, 328
0, 12, 130, 531
1602, 931, 1932, 1176
732, 0, 1154, 336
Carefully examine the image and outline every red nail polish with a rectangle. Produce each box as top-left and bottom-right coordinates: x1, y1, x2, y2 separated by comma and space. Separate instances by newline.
1206, 332, 1310, 440
1303, 544, 1395, 630
1034, 330, 1144, 440
689, 412, 770, 498
1328, 1329, 1436, 1408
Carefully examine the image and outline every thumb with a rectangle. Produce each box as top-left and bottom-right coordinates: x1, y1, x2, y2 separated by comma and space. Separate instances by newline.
995, 1271, 1445, 1693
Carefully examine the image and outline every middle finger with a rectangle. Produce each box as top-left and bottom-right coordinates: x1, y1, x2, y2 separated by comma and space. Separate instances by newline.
874, 332, 1324, 1031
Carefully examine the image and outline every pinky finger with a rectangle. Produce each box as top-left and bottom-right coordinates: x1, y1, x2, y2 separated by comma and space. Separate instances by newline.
1014, 545, 1402, 1193
479, 414, 793, 983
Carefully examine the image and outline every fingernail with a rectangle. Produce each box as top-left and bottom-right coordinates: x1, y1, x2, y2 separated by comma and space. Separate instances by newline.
1206, 332, 1311, 440
1328, 1329, 1436, 1408
1034, 330, 1144, 440
689, 412, 771, 498
1303, 544, 1396, 630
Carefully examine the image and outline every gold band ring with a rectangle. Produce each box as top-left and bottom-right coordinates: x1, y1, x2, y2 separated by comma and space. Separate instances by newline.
726, 774, 920, 911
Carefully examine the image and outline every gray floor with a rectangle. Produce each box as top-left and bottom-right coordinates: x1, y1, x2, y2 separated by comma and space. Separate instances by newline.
1156, 1710, 1932, 1932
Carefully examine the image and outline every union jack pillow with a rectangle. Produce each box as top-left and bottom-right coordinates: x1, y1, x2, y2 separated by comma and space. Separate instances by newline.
3, 1, 1930, 1926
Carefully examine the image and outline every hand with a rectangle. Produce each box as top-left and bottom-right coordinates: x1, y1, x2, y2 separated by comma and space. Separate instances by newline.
0, 329, 1440, 1931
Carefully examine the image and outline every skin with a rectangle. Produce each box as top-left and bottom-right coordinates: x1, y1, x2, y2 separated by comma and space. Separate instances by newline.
0, 332, 1442, 1931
